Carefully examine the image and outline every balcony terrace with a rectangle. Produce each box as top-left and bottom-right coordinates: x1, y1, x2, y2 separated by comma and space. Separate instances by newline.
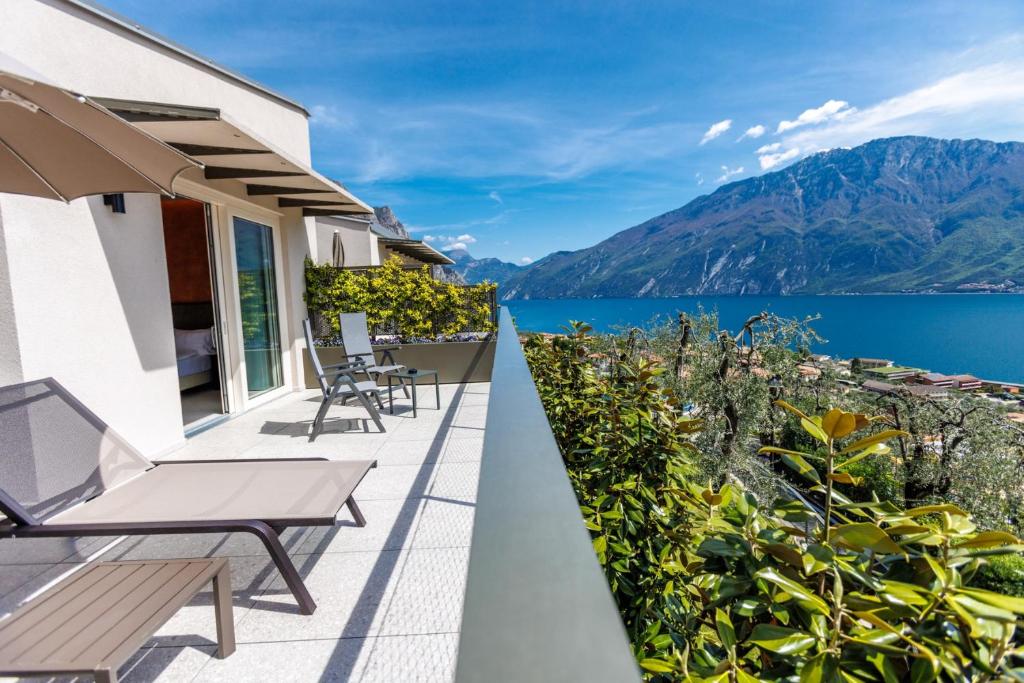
0, 310, 637, 682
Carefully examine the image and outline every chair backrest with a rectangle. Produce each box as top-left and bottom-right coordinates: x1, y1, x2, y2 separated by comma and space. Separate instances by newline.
0, 378, 153, 525
302, 319, 331, 397
339, 312, 375, 367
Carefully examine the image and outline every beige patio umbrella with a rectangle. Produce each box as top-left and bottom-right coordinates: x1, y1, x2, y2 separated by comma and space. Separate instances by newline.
332, 230, 345, 266
0, 53, 200, 201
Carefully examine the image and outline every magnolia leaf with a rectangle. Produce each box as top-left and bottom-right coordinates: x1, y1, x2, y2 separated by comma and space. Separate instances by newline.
960, 587, 1024, 614
822, 408, 857, 439
780, 452, 822, 484
755, 567, 830, 615
905, 503, 969, 518
748, 624, 817, 655
953, 530, 1020, 549
774, 399, 810, 421
735, 669, 761, 683
639, 658, 675, 673
759, 446, 823, 460
838, 429, 907, 455
801, 418, 829, 444
831, 523, 903, 554
799, 651, 838, 683
715, 608, 737, 651
701, 488, 724, 506
828, 472, 863, 486
834, 443, 891, 472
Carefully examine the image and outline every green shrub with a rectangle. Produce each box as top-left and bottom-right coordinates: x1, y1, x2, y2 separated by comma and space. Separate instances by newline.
304, 255, 497, 340
976, 553, 1024, 598
525, 326, 1024, 681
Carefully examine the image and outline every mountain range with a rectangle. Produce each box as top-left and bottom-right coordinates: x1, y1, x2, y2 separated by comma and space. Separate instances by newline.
498, 136, 1024, 299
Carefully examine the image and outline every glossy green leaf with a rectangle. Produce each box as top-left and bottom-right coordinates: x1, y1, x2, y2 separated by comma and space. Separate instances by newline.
831, 523, 903, 554
748, 624, 817, 655
838, 429, 908, 455
780, 452, 822, 484
755, 567, 830, 615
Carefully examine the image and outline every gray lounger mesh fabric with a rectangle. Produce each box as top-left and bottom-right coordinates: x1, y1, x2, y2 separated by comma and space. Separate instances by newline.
0, 380, 150, 521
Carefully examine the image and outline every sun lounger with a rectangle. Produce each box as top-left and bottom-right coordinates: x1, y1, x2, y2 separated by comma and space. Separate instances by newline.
0, 378, 375, 615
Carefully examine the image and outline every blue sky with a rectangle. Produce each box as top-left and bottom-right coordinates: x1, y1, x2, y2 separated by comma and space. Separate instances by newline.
103, 1, 1024, 263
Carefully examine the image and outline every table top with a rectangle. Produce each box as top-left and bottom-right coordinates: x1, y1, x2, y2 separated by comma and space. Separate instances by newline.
0, 558, 226, 675
391, 368, 438, 379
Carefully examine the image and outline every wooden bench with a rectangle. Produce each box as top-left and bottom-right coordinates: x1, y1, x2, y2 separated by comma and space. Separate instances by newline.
0, 558, 235, 682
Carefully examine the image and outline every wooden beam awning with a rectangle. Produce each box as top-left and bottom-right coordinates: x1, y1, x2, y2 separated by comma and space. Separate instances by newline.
93, 97, 372, 215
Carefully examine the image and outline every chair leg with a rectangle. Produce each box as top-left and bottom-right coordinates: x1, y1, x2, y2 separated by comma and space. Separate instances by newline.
247, 522, 317, 615
310, 396, 332, 442
355, 391, 386, 433
399, 376, 411, 398
346, 498, 367, 527
212, 564, 236, 658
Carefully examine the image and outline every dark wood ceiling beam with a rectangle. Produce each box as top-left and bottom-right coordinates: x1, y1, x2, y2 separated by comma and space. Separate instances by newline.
302, 208, 371, 217
204, 167, 306, 180
168, 143, 271, 157
278, 197, 359, 208
246, 184, 334, 196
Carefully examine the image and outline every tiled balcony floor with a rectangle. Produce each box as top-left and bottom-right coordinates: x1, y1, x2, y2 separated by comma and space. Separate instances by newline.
0, 382, 488, 682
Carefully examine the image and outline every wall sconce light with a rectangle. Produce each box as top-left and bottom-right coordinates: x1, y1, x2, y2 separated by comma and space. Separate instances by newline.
102, 193, 126, 213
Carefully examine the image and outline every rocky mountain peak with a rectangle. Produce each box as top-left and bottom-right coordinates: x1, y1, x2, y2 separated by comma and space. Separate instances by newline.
371, 206, 411, 239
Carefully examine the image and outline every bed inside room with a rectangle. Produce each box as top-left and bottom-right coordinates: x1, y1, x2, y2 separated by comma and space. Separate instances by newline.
161, 197, 225, 430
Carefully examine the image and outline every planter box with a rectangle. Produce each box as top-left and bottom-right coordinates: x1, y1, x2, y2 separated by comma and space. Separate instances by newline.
304, 340, 495, 389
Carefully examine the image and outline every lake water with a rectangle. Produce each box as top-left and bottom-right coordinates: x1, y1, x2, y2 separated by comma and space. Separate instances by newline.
503, 295, 1024, 383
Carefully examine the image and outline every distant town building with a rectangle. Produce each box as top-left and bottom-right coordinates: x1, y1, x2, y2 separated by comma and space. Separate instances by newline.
949, 374, 982, 391
918, 372, 953, 387
863, 365, 927, 381
861, 379, 948, 399
853, 357, 893, 369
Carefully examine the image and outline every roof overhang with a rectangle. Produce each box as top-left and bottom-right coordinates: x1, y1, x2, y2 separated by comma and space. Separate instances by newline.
93, 98, 373, 215
377, 237, 455, 265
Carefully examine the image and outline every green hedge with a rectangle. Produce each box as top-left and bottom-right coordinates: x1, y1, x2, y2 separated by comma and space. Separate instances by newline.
304, 256, 497, 340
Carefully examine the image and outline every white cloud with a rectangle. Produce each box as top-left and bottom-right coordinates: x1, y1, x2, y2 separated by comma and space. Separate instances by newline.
518, 256, 534, 265
777, 100, 853, 134
430, 233, 478, 252
758, 147, 800, 170
756, 142, 781, 154
781, 61, 1024, 153
488, 191, 503, 204
716, 165, 745, 183
700, 119, 732, 145
695, 172, 704, 186
309, 104, 355, 130
738, 124, 766, 141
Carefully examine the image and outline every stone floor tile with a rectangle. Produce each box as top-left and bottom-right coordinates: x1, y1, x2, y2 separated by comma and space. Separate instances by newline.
359, 633, 458, 683
428, 463, 481, 503
378, 547, 470, 637
234, 550, 406, 643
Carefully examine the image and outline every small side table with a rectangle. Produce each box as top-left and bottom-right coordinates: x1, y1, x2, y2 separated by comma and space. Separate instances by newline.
0, 558, 234, 682
387, 369, 440, 418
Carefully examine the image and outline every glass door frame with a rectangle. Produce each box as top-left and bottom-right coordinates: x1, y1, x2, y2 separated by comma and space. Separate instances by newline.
221, 207, 293, 411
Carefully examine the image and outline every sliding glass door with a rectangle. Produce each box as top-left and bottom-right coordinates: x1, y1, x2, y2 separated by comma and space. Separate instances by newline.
233, 217, 283, 397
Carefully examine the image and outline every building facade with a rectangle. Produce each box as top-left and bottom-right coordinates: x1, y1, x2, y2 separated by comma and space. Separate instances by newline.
0, 0, 373, 454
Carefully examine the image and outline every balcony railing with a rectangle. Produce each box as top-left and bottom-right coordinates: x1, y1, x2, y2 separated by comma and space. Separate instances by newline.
455, 308, 640, 682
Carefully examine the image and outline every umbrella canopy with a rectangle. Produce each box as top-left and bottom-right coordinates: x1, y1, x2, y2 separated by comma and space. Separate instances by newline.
332, 230, 345, 267
0, 53, 200, 201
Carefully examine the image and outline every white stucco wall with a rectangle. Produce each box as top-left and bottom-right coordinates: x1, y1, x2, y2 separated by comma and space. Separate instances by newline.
0, 0, 323, 455
0, 193, 183, 455
0, 0, 311, 160
314, 217, 378, 267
